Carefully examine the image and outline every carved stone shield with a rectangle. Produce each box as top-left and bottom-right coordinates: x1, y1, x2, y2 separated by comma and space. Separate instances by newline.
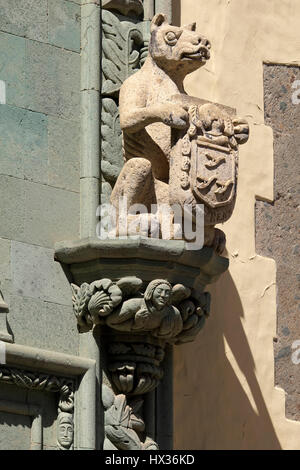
190, 140, 237, 208
169, 95, 239, 225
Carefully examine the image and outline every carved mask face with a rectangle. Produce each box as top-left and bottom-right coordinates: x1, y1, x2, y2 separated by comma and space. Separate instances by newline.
57, 415, 74, 448
149, 13, 211, 74
152, 284, 171, 310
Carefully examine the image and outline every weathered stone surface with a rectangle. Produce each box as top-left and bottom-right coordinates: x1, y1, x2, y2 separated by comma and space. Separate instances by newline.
0, 33, 26, 109
48, 0, 81, 52
7, 295, 78, 355
48, 116, 80, 192
0, 105, 48, 184
256, 64, 300, 421
0, 238, 11, 281
0, 176, 26, 242
0, 0, 48, 42
23, 182, 79, 247
25, 41, 80, 121
0, 176, 79, 248
11, 241, 73, 306
0, 411, 31, 450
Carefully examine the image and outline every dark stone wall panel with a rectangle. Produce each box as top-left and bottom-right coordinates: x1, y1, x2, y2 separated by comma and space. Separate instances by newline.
256, 64, 300, 420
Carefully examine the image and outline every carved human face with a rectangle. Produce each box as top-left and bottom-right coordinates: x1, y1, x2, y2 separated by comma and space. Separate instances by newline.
58, 418, 74, 448
152, 284, 171, 310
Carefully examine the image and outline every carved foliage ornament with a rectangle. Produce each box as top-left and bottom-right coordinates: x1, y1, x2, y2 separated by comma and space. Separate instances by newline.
102, 10, 144, 96
102, 0, 144, 18
102, 384, 158, 450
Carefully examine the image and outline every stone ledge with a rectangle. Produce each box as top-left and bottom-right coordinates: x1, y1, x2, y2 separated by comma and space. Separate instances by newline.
54, 237, 229, 288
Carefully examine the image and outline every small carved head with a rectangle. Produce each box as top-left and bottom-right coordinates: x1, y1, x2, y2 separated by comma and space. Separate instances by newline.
57, 412, 74, 449
144, 279, 172, 311
149, 13, 211, 74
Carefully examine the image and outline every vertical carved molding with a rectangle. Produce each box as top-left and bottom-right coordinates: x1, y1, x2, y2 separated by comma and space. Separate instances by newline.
0, 290, 13, 343
100, 2, 145, 205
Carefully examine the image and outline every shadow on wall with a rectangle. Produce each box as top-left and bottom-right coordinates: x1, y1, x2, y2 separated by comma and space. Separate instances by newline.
174, 270, 281, 450
172, 0, 181, 25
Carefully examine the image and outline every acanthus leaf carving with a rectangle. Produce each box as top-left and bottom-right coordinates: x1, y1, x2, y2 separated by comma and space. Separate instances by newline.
102, 10, 144, 96
101, 98, 123, 188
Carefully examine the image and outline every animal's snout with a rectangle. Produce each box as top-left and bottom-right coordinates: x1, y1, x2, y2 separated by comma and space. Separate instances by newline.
199, 36, 211, 50
198, 36, 211, 60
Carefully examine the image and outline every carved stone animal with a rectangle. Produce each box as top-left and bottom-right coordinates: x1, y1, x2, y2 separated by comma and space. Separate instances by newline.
111, 13, 248, 252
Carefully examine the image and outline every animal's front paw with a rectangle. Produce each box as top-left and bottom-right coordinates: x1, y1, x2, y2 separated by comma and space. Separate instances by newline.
213, 228, 226, 255
232, 118, 249, 145
161, 103, 189, 129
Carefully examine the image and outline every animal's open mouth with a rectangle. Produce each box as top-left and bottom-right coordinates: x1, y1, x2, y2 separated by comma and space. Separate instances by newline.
182, 48, 210, 61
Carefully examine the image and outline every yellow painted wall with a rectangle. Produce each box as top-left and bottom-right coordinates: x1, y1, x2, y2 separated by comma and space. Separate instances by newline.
174, 0, 300, 450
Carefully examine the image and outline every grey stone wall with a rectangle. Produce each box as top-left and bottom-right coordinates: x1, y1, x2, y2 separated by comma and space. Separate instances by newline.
0, 0, 81, 355
256, 64, 300, 420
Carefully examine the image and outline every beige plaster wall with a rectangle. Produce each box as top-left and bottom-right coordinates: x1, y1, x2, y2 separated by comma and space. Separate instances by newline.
174, 0, 300, 450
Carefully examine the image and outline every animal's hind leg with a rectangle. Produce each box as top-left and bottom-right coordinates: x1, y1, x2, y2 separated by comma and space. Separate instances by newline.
111, 158, 156, 210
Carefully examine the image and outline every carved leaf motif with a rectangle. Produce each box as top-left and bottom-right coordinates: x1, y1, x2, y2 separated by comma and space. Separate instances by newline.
102, 10, 143, 96
71, 283, 93, 332
101, 98, 123, 186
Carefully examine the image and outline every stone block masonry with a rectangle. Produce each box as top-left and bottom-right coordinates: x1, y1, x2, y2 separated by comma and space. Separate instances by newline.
0, 0, 81, 354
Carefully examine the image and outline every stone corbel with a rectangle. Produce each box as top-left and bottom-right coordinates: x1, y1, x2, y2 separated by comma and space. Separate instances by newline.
55, 237, 228, 448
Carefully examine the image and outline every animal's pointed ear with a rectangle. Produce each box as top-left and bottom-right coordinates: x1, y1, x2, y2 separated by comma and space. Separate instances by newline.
184, 22, 196, 31
151, 13, 168, 32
